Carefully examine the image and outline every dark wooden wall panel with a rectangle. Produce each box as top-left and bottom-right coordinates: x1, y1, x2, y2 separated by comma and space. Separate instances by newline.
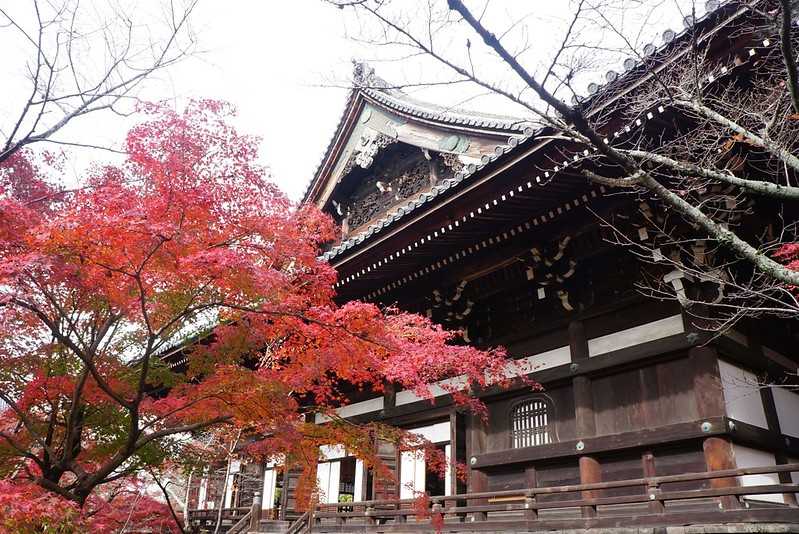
506, 327, 569, 359
535, 461, 581, 503
484, 384, 575, 451
486, 465, 526, 492
654, 445, 709, 492
592, 356, 697, 436
598, 452, 645, 498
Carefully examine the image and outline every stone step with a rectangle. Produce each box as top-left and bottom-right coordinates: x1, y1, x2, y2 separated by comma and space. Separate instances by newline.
250, 519, 290, 533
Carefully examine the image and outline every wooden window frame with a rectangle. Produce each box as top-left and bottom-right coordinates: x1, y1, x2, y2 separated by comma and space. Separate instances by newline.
508, 395, 557, 449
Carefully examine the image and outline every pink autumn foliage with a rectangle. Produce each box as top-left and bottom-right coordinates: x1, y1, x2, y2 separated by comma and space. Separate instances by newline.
0, 478, 179, 534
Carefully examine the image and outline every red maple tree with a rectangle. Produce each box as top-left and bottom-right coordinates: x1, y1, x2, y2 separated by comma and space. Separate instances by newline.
0, 100, 521, 520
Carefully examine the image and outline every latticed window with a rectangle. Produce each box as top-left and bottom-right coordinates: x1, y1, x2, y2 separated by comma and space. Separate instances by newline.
511, 398, 552, 448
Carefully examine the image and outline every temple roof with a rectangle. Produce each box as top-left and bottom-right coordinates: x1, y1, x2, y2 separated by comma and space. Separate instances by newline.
302, 63, 535, 207
308, 0, 744, 264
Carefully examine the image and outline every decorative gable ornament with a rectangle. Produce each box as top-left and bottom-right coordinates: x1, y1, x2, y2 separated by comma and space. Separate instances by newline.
341, 128, 398, 177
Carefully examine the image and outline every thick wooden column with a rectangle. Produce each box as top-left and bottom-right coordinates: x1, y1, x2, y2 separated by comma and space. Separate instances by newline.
703, 436, 740, 510
466, 412, 489, 521
569, 321, 600, 517
691, 347, 740, 510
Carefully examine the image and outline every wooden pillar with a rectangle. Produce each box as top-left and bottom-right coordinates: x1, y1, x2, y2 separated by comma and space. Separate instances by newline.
691, 346, 740, 510
703, 436, 740, 510
449, 410, 459, 500
466, 412, 488, 521
578, 456, 601, 518
569, 321, 600, 518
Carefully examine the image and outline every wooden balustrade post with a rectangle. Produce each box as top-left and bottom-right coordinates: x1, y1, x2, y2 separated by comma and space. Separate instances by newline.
335, 504, 345, 526
365, 506, 376, 526
523, 467, 538, 521
431, 501, 442, 526
642, 451, 664, 513
249, 490, 262, 531
523, 492, 538, 521
313, 504, 321, 527
394, 497, 406, 524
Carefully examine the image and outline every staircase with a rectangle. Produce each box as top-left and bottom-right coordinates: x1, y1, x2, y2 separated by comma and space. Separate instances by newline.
250, 519, 291, 533
281, 511, 309, 534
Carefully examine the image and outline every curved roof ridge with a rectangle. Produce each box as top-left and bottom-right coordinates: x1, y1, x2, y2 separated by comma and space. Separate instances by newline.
301, 61, 531, 203
353, 61, 531, 131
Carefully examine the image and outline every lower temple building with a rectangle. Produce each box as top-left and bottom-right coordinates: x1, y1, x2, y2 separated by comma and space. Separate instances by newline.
184, 2, 799, 531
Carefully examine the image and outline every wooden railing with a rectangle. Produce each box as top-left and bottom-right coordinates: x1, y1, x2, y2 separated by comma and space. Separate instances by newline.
301, 463, 799, 532
186, 506, 249, 531
285, 510, 311, 534
226, 510, 251, 534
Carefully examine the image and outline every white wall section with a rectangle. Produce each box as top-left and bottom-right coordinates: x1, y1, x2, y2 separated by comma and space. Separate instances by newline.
315, 396, 384, 423
400, 450, 426, 499
718, 360, 768, 429
317, 460, 341, 503
588, 315, 684, 357
262, 467, 277, 510
733, 444, 783, 504
772, 386, 799, 438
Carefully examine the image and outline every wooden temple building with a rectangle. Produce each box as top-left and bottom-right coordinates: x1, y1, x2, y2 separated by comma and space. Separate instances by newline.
186, 1, 799, 532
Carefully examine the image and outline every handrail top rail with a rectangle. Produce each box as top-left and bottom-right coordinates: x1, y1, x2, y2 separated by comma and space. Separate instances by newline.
310, 462, 799, 509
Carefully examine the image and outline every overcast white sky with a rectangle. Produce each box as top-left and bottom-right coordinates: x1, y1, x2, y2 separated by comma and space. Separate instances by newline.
1, 0, 695, 200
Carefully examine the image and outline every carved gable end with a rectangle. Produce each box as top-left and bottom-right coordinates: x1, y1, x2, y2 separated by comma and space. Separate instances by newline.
305, 63, 533, 255
332, 141, 464, 235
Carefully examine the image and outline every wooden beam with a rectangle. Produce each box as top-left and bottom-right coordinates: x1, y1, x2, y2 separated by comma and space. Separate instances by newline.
471, 417, 729, 468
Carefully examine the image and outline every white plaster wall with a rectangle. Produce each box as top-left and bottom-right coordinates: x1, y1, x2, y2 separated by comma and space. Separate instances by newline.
718, 359, 768, 429
512, 346, 571, 376
733, 444, 783, 504
588, 315, 684, 357
407, 421, 451, 443
315, 396, 384, 423
262, 467, 277, 510
772, 386, 799, 438
316, 460, 341, 504
319, 444, 346, 460
399, 449, 426, 499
